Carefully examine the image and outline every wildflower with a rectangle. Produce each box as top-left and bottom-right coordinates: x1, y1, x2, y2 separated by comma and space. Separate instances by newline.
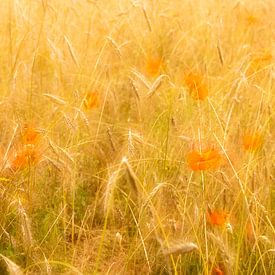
236, 7, 261, 27
184, 71, 208, 100
243, 132, 263, 151
186, 148, 222, 171
145, 56, 162, 77
246, 15, 259, 26
212, 266, 224, 275
207, 209, 228, 226
84, 91, 100, 110
11, 145, 41, 171
247, 52, 272, 76
22, 124, 40, 145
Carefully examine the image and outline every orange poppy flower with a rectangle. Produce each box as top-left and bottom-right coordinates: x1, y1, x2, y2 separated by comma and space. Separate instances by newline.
22, 124, 40, 145
243, 132, 263, 151
245, 14, 259, 26
184, 71, 208, 100
11, 145, 41, 171
84, 91, 100, 110
247, 53, 272, 76
186, 148, 222, 171
212, 266, 224, 275
145, 56, 162, 77
207, 209, 228, 226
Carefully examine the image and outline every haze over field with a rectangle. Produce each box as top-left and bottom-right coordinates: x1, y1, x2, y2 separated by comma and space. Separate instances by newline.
0, 0, 274, 274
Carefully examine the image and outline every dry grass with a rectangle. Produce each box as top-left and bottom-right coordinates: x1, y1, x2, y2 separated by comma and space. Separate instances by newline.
0, 0, 274, 274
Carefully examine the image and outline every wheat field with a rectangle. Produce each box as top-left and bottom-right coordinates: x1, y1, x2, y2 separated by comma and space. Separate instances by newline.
0, 0, 274, 274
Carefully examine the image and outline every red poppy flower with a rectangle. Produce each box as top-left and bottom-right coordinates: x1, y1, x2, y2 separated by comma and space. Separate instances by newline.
184, 71, 208, 100
207, 209, 228, 226
212, 266, 224, 275
22, 124, 40, 145
243, 132, 263, 151
84, 91, 100, 110
187, 148, 222, 171
247, 53, 272, 76
11, 145, 41, 171
145, 56, 162, 77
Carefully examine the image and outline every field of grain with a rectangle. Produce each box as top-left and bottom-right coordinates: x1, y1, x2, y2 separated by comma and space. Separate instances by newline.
0, 0, 274, 274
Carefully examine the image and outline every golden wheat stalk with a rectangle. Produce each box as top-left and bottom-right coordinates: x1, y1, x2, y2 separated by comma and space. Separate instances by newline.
162, 241, 199, 256
0, 254, 24, 275
17, 199, 34, 248
122, 157, 139, 196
